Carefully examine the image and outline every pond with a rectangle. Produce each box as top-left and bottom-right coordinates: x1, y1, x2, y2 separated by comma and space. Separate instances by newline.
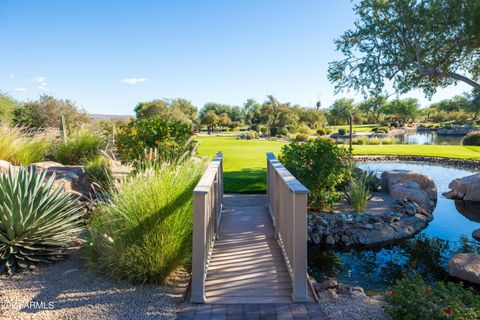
308, 161, 480, 293
395, 131, 464, 145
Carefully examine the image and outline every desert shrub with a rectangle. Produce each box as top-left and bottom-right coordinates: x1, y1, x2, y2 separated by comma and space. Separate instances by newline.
259, 125, 270, 136
338, 128, 347, 135
352, 137, 367, 145
342, 172, 372, 213
297, 125, 311, 135
280, 138, 352, 211
462, 131, 480, 146
52, 128, 102, 165
372, 126, 390, 133
367, 137, 381, 145
271, 127, 289, 137
0, 92, 19, 124
0, 168, 83, 274
115, 116, 195, 167
0, 127, 50, 165
85, 155, 113, 194
85, 162, 203, 283
238, 131, 258, 140
390, 122, 399, 128
294, 133, 310, 142
13, 95, 89, 130
384, 274, 480, 320
381, 138, 396, 145
316, 127, 331, 136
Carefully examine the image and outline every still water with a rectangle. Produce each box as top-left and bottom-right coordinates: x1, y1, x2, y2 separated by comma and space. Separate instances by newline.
308, 161, 480, 292
395, 131, 464, 145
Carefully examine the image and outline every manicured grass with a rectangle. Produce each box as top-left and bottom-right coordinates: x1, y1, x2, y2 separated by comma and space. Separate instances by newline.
196, 136, 285, 193
352, 144, 480, 159
328, 124, 378, 132
196, 136, 480, 193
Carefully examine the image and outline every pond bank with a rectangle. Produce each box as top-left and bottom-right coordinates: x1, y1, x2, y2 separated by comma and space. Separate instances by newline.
354, 155, 480, 170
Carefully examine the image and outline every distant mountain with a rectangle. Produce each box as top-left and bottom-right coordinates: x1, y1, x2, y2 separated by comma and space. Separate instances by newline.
88, 114, 132, 123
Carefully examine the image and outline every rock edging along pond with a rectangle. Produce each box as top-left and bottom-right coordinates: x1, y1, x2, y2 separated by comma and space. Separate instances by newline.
308, 169, 437, 249
354, 155, 480, 171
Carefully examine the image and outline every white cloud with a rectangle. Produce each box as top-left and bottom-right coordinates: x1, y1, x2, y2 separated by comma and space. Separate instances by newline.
121, 78, 147, 85
15, 87, 27, 92
32, 76, 47, 83
37, 86, 49, 91
9, 74, 14, 79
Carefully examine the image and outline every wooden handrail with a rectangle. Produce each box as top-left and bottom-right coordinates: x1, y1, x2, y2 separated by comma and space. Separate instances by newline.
191, 153, 223, 303
266, 152, 310, 302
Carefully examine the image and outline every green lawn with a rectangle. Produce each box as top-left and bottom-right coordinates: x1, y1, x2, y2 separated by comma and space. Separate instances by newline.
328, 124, 378, 132
196, 136, 480, 193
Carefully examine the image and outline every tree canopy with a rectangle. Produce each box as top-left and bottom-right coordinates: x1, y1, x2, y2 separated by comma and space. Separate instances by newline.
328, 0, 480, 97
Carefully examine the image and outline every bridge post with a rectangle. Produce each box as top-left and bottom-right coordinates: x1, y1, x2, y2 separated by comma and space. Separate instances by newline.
292, 191, 308, 302
191, 192, 207, 303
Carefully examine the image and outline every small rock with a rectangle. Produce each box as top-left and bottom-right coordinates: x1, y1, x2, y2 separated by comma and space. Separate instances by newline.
325, 235, 335, 245
365, 223, 374, 230
341, 235, 350, 243
373, 222, 382, 230
326, 289, 337, 299
311, 232, 321, 245
473, 228, 480, 242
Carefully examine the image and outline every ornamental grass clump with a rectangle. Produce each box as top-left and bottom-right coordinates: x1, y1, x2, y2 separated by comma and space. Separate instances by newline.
85, 162, 203, 284
0, 168, 84, 274
0, 126, 51, 165
343, 172, 372, 214
52, 128, 103, 165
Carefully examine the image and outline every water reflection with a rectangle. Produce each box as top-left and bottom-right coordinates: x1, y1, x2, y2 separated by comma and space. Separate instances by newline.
395, 131, 464, 145
455, 200, 480, 223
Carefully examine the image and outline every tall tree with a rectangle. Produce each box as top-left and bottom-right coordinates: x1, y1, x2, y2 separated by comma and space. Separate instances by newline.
328, 0, 480, 97
358, 95, 388, 123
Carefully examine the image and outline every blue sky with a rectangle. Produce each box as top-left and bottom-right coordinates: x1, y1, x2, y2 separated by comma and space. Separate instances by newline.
0, 0, 471, 115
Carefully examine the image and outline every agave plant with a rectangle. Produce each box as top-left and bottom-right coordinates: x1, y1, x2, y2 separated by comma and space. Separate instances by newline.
0, 168, 84, 274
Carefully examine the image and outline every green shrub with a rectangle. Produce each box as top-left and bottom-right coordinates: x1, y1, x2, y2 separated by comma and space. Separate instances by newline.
367, 137, 381, 145
384, 274, 480, 320
381, 138, 396, 145
335, 139, 345, 144
259, 126, 270, 136
297, 125, 311, 135
352, 137, 367, 145
52, 128, 102, 165
338, 128, 347, 135
342, 172, 371, 213
294, 133, 310, 142
390, 122, 399, 128
316, 127, 331, 136
238, 131, 258, 140
85, 162, 203, 283
0, 168, 83, 274
0, 127, 50, 165
462, 131, 480, 146
85, 155, 113, 194
271, 127, 289, 137
115, 116, 195, 167
280, 138, 352, 211
372, 126, 390, 133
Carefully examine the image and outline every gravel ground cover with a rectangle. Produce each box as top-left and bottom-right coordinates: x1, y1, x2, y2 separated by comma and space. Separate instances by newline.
0, 252, 183, 320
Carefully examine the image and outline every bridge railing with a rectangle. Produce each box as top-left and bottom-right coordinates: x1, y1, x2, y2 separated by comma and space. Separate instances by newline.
266, 152, 310, 302
191, 153, 223, 303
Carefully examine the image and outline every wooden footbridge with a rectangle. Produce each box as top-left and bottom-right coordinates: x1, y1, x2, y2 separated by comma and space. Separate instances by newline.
190, 153, 316, 305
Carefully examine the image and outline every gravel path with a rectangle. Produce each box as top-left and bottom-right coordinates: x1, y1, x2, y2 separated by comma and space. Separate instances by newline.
0, 253, 182, 320
319, 293, 390, 320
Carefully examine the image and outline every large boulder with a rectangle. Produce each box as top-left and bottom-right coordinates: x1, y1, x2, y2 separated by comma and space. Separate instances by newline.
0, 160, 16, 173
28, 162, 91, 197
381, 170, 437, 212
444, 173, 480, 201
448, 253, 480, 284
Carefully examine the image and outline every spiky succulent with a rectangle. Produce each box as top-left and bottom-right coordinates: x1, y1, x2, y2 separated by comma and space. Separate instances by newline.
0, 168, 84, 274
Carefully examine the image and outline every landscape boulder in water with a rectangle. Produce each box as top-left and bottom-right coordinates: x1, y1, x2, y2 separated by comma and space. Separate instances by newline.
381, 170, 437, 213
448, 253, 480, 284
444, 173, 480, 202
